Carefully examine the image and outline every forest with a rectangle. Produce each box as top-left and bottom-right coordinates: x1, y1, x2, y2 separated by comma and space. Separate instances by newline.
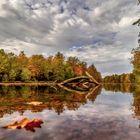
1, 43, 140, 84
0, 49, 102, 83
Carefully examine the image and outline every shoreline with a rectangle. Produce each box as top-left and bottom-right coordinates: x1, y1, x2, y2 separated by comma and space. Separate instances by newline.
0, 82, 57, 86
0, 82, 136, 86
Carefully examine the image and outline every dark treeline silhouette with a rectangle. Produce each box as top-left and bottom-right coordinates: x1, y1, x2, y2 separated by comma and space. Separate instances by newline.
0, 49, 102, 83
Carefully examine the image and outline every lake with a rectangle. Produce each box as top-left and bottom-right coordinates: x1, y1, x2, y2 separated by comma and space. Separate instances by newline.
0, 84, 140, 140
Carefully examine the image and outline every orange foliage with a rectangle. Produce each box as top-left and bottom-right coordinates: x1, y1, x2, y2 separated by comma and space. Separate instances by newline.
73, 65, 84, 76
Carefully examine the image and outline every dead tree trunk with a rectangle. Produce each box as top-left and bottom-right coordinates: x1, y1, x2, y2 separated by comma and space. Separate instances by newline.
58, 71, 101, 93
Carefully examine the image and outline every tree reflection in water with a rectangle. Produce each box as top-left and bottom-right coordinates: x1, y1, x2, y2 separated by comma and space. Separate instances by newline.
0, 85, 102, 117
1, 84, 140, 122
104, 83, 140, 119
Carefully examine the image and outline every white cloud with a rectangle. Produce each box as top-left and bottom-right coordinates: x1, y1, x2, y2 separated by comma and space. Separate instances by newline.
112, 16, 139, 28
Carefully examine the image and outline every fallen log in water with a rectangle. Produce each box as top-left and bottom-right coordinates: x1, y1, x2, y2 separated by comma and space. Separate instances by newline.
57, 83, 89, 94
85, 85, 101, 99
59, 76, 89, 85
57, 71, 101, 93
85, 71, 100, 85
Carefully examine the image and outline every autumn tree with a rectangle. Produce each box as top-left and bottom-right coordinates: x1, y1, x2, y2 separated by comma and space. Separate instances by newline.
7, 52, 18, 81
86, 64, 102, 83
16, 51, 29, 81
51, 52, 67, 81
28, 54, 46, 81
66, 56, 87, 77
0, 49, 9, 81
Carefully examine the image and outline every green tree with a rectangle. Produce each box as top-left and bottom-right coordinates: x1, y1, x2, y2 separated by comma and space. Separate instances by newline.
51, 52, 65, 81
28, 54, 45, 81
8, 53, 18, 81
21, 68, 31, 82
2, 74, 8, 82
0, 49, 9, 80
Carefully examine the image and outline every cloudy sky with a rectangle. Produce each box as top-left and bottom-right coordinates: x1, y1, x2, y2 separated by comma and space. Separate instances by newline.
0, 0, 139, 76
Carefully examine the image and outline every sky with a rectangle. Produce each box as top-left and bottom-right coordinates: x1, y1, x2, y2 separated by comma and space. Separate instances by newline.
0, 0, 139, 76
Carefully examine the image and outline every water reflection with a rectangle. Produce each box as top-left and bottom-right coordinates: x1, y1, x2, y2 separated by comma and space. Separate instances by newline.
104, 84, 140, 119
0, 85, 101, 117
0, 85, 140, 140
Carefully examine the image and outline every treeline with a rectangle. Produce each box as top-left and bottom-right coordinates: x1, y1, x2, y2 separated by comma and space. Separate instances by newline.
103, 73, 135, 83
103, 46, 140, 83
103, 46, 140, 84
0, 49, 102, 82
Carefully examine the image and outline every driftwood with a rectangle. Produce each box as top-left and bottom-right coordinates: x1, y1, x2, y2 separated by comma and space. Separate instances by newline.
58, 83, 89, 94
59, 71, 100, 85
58, 71, 101, 93
59, 76, 89, 85
85, 71, 100, 85
85, 85, 101, 99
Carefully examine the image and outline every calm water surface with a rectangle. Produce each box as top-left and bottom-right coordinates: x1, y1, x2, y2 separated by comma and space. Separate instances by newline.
0, 84, 140, 140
